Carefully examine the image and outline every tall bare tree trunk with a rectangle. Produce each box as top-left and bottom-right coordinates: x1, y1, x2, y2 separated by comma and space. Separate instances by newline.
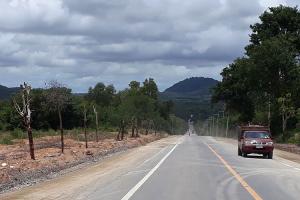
95, 120, 99, 143
93, 105, 99, 142
84, 119, 88, 148
13, 83, 35, 160
121, 126, 125, 140
145, 120, 149, 135
83, 105, 88, 148
282, 114, 287, 134
117, 127, 120, 141
95, 122, 99, 142
27, 125, 35, 160
131, 124, 135, 137
135, 119, 139, 138
117, 120, 124, 141
121, 120, 125, 140
58, 110, 64, 153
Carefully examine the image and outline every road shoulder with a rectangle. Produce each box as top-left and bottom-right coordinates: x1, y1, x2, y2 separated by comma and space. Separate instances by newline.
214, 137, 300, 164
0, 136, 181, 200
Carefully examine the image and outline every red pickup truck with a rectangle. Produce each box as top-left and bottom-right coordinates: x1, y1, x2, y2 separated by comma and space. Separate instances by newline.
238, 125, 274, 159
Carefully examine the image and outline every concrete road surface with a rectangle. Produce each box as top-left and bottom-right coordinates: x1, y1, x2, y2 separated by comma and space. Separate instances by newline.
2, 135, 300, 200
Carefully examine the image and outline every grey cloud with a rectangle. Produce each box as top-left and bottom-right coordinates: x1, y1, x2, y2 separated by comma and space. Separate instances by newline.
0, 0, 298, 92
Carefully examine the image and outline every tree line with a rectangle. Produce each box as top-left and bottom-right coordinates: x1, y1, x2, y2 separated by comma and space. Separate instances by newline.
212, 5, 300, 141
0, 78, 186, 159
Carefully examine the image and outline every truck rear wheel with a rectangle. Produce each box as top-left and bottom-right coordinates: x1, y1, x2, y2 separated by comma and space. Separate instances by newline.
238, 148, 242, 156
268, 152, 273, 159
263, 153, 268, 158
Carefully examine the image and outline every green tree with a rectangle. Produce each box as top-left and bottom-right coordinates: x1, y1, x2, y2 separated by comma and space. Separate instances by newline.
248, 5, 300, 51
45, 81, 72, 153
141, 78, 159, 100
0, 101, 14, 130
212, 58, 255, 122
278, 93, 295, 134
86, 83, 116, 107
213, 5, 300, 134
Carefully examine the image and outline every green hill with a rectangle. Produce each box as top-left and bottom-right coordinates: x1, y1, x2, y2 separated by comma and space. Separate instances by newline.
160, 77, 220, 121
162, 77, 218, 100
0, 85, 20, 100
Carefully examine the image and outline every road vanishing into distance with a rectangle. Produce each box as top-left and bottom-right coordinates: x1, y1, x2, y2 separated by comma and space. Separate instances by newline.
2, 135, 300, 200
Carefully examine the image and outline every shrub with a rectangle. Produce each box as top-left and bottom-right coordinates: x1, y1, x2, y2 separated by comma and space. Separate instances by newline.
294, 133, 300, 144
11, 128, 25, 139
0, 122, 4, 131
287, 136, 296, 144
47, 129, 58, 136
0, 137, 13, 145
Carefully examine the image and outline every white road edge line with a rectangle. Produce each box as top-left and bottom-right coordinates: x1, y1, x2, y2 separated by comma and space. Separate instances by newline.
121, 142, 179, 200
278, 161, 300, 171
280, 162, 294, 168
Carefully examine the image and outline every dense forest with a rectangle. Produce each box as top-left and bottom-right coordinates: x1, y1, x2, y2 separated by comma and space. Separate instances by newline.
212, 5, 300, 143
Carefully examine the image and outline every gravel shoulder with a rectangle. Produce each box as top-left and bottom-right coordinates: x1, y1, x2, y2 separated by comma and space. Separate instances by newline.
0, 135, 180, 200
0, 133, 165, 194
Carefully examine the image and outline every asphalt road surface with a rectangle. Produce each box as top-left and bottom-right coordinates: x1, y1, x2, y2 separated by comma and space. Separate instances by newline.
2, 134, 300, 200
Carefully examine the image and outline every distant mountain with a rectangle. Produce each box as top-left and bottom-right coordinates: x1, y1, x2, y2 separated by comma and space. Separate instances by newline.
165, 77, 219, 94
160, 77, 220, 121
0, 85, 20, 100
161, 77, 218, 100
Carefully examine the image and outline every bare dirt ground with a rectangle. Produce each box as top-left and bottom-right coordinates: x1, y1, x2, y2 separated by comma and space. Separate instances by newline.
0, 136, 180, 200
0, 133, 165, 193
275, 143, 300, 154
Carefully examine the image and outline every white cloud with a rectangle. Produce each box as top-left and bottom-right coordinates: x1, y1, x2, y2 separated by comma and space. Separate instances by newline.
0, 0, 298, 91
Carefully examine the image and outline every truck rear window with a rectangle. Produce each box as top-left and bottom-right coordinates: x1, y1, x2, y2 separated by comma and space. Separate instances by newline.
244, 131, 270, 139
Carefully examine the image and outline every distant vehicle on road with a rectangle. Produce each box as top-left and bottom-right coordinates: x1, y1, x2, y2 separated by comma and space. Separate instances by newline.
238, 125, 274, 159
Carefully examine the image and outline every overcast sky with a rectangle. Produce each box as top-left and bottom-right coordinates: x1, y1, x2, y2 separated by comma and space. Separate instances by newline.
0, 0, 298, 92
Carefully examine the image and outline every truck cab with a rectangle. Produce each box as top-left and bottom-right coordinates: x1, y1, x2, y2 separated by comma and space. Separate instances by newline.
238, 125, 274, 159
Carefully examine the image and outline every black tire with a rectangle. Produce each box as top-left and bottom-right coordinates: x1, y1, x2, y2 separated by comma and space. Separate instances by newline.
268, 152, 273, 159
263, 154, 268, 158
238, 148, 242, 156
242, 152, 247, 157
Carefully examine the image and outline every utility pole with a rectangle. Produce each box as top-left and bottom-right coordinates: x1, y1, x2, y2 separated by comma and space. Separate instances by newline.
209, 117, 213, 136
219, 111, 225, 136
225, 114, 229, 138
216, 114, 219, 137
268, 95, 271, 128
212, 116, 215, 137
208, 118, 211, 136
210, 118, 212, 136
171, 118, 174, 134
267, 82, 271, 128
213, 114, 219, 137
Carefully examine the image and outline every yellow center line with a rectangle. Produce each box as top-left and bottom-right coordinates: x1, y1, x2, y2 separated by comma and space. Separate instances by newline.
205, 143, 263, 200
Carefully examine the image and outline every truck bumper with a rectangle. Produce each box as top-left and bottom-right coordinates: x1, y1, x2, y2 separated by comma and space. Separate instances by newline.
242, 145, 274, 154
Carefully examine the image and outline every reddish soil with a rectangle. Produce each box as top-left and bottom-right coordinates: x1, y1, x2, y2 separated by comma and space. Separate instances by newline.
0, 133, 164, 192
275, 143, 300, 154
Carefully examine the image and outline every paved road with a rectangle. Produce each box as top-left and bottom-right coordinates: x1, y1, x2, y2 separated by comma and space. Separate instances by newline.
2, 135, 300, 200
